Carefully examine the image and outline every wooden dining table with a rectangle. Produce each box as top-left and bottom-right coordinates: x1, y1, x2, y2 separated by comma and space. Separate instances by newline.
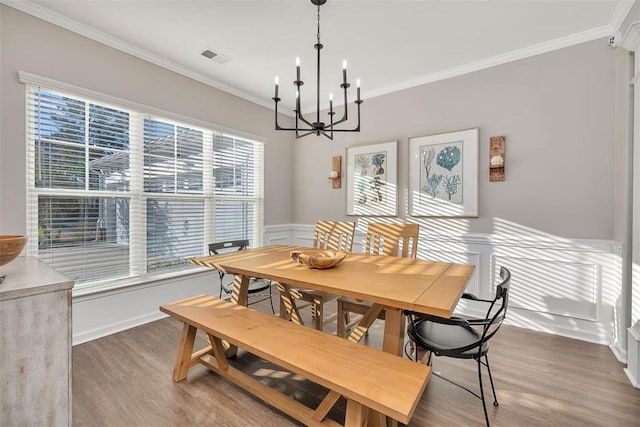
191, 244, 475, 358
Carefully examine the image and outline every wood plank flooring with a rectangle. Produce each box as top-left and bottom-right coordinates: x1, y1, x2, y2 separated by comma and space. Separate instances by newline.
72, 291, 640, 426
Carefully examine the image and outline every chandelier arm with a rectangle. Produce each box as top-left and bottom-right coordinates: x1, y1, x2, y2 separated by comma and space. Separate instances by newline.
276, 124, 316, 132
297, 110, 316, 128
295, 130, 316, 139
341, 84, 349, 122
319, 131, 334, 141
273, 100, 286, 131
326, 84, 350, 127
325, 101, 361, 132
328, 115, 348, 128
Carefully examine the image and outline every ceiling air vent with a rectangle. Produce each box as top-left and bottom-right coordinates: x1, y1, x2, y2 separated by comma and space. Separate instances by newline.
201, 47, 231, 64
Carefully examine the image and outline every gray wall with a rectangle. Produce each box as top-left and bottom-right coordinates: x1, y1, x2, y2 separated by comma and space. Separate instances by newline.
293, 39, 616, 240
0, 5, 294, 234
0, 4, 620, 243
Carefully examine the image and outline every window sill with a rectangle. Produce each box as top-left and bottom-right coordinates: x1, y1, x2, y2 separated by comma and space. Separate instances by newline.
72, 265, 215, 299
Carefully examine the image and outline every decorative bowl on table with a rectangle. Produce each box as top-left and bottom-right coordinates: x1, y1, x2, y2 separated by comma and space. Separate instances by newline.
290, 249, 347, 270
0, 235, 28, 267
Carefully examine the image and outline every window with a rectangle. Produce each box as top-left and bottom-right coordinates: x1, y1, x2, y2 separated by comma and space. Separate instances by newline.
25, 82, 264, 287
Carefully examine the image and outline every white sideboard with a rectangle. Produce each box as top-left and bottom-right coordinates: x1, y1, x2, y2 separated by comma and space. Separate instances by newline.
0, 257, 73, 426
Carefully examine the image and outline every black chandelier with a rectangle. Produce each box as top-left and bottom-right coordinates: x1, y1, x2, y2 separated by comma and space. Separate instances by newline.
273, 0, 362, 140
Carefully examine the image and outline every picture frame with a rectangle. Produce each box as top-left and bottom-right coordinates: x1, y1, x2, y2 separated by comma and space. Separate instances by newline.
346, 140, 398, 216
408, 128, 478, 217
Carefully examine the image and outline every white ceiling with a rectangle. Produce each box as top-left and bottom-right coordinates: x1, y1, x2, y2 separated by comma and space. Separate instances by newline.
6, 0, 633, 114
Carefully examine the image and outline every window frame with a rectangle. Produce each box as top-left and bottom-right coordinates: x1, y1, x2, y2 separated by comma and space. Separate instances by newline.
21, 71, 266, 294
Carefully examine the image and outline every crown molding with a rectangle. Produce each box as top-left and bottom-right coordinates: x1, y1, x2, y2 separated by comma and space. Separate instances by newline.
365, 24, 614, 101
611, 0, 637, 32
622, 21, 640, 51
0, 0, 620, 117
0, 0, 279, 114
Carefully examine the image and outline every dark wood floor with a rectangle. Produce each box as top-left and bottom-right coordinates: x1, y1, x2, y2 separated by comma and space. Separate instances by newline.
72, 293, 640, 426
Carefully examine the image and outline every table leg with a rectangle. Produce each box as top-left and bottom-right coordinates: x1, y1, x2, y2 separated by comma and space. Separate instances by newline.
230, 274, 250, 306
276, 283, 305, 326
223, 274, 250, 358
381, 308, 405, 356
346, 304, 384, 344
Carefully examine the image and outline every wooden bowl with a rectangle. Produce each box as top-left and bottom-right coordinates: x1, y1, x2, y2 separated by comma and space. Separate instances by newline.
0, 235, 28, 267
290, 250, 347, 270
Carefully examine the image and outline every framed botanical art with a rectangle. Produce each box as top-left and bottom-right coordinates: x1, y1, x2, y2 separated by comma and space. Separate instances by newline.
409, 128, 478, 217
346, 140, 398, 216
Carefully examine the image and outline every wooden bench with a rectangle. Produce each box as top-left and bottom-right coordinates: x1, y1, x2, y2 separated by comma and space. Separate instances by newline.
160, 295, 431, 427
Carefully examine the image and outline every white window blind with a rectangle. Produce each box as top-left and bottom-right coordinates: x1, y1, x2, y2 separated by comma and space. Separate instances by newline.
25, 83, 264, 286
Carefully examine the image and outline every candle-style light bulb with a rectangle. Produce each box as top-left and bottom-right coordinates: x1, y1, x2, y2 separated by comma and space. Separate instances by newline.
356, 78, 361, 101
329, 92, 333, 113
274, 76, 279, 98
296, 57, 301, 81
342, 60, 347, 84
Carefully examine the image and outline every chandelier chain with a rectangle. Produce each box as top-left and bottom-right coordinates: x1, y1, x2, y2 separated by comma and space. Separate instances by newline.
317, 4, 321, 45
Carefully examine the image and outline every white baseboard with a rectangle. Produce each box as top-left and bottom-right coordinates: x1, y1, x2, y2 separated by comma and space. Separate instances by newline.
73, 311, 168, 345
624, 368, 640, 388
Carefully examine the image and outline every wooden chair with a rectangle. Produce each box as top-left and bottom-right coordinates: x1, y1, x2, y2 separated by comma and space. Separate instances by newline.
336, 222, 420, 338
281, 220, 356, 331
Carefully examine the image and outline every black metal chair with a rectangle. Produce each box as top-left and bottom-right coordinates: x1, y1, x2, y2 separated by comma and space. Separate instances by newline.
405, 266, 511, 427
208, 240, 275, 314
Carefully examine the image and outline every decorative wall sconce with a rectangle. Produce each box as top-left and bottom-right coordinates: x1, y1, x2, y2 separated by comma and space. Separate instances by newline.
489, 136, 505, 182
328, 155, 341, 188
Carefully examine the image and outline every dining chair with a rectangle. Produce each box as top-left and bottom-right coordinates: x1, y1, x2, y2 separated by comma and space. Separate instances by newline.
282, 220, 356, 331
209, 240, 275, 314
405, 266, 511, 427
336, 222, 420, 338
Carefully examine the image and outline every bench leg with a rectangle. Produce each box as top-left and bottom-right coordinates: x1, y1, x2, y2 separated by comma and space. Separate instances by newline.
311, 390, 341, 423
207, 334, 230, 370
345, 399, 368, 427
172, 323, 197, 382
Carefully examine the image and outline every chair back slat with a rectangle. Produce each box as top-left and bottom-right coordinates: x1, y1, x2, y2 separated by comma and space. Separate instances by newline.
313, 221, 356, 252
208, 239, 249, 255
364, 223, 419, 259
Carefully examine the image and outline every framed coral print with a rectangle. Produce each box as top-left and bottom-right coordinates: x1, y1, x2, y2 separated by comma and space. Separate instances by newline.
409, 128, 478, 217
346, 141, 398, 216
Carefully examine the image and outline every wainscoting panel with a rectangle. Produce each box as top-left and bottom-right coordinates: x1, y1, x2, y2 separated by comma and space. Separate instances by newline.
493, 255, 598, 321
